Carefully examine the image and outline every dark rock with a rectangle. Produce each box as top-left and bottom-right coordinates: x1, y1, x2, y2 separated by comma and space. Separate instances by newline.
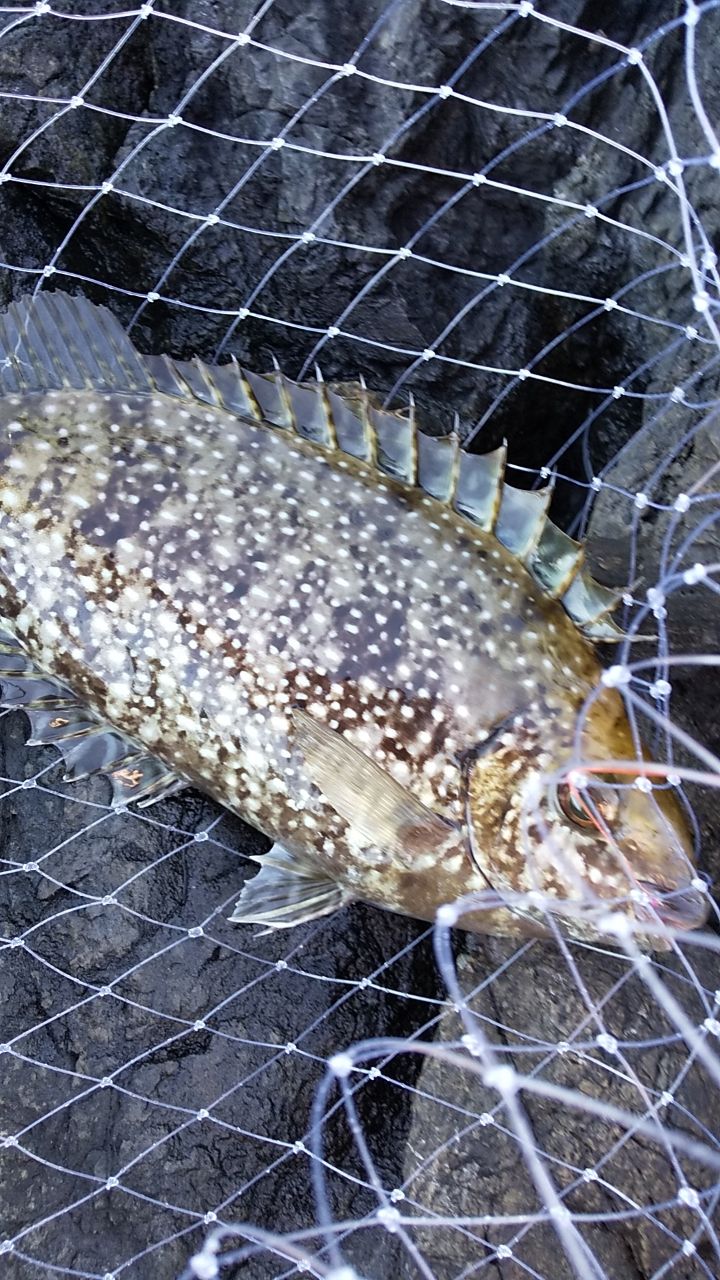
400, 935, 720, 1280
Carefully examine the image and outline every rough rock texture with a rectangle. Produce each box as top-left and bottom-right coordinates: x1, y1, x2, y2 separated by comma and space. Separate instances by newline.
0, 711, 440, 1280
399, 938, 720, 1280
0, 1, 718, 1278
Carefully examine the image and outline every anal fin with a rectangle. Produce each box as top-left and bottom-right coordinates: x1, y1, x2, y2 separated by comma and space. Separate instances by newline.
229, 844, 348, 929
0, 629, 184, 808
110, 755, 187, 807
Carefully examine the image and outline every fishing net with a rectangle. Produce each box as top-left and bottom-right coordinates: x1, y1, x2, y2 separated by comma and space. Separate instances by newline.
0, 1, 718, 1278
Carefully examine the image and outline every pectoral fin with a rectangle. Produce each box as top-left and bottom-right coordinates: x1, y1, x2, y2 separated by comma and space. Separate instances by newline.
292, 707, 455, 862
229, 844, 348, 929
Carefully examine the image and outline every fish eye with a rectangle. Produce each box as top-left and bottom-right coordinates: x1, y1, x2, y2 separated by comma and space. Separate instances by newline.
556, 781, 620, 832
556, 782, 595, 829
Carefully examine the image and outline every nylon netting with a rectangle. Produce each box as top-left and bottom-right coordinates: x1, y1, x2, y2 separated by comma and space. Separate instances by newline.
0, 2, 718, 1278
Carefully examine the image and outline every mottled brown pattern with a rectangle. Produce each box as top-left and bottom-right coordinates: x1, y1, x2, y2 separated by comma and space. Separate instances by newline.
0, 362, 708, 944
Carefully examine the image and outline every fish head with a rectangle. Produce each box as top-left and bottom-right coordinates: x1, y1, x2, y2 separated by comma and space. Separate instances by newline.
464, 685, 709, 947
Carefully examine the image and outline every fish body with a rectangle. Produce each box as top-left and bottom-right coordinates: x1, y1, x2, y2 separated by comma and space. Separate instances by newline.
0, 292, 708, 945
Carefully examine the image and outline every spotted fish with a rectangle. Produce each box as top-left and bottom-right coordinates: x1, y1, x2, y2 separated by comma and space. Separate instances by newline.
0, 292, 708, 947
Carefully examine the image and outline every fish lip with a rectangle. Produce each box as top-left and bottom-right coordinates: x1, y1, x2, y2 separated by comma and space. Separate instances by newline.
635, 879, 711, 932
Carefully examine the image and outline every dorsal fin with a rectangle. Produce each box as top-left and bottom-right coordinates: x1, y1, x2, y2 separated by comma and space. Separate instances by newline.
454, 445, 506, 529
416, 430, 460, 501
527, 519, 585, 598
1, 291, 623, 641
282, 374, 335, 447
139, 347, 623, 637
495, 474, 553, 559
561, 572, 624, 640
325, 381, 375, 461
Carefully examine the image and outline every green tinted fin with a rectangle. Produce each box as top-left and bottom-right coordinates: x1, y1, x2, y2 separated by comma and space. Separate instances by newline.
454, 444, 506, 530
143, 352, 261, 421
325, 381, 374, 461
141, 353, 192, 399
526, 519, 585, 598
561, 572, 623, 637
26, 705, 106, 743
417, 430, 460, 501
0, 291, 152, 394
0, 647, 35, 677
579, 615, 627, 642
281, 373, 334, 446
369, 399, 417, 482
0, 673, 77, 709
145, 351, 335, 446
452, 448, 557, 566
292, 708, 455, 864
30, 704, 184, 805
229, 844, 348, 929
494, 480, 554, 559
169, 356, 223, 407
208, 358, 262, 420
0, 628, 184, 807
110, 756, 187, 807
153, 337, 626, 636
56, 730, 143, 780
242, 367, 294, 429
325, 375, 419, 472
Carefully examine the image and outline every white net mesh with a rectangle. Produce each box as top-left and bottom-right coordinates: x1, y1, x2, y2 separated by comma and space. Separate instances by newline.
0, 2, 718, 1278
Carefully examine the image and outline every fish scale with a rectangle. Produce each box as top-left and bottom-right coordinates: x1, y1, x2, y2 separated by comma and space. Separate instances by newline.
0, 291, 709, 946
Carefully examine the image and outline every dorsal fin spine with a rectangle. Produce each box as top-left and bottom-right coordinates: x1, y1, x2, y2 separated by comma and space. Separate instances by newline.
190, 355, 222, 405
447, 433, 461, 509
407, 395, 419, 487
358, 377, 378, 468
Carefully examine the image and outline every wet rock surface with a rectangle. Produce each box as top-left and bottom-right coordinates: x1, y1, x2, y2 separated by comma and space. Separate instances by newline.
0, 1, 718, 1277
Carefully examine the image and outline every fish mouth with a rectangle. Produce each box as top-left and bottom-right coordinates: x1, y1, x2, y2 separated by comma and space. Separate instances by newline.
635, 879, 711, 932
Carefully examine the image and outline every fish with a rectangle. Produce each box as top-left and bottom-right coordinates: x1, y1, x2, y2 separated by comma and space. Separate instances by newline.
0, 290, 709, 948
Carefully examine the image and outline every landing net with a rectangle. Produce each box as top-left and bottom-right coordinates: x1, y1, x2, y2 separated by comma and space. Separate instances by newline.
0, 3, 718, 1279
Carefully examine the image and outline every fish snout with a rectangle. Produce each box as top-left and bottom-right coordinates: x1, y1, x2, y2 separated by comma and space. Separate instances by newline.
636, 878, 711, 932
